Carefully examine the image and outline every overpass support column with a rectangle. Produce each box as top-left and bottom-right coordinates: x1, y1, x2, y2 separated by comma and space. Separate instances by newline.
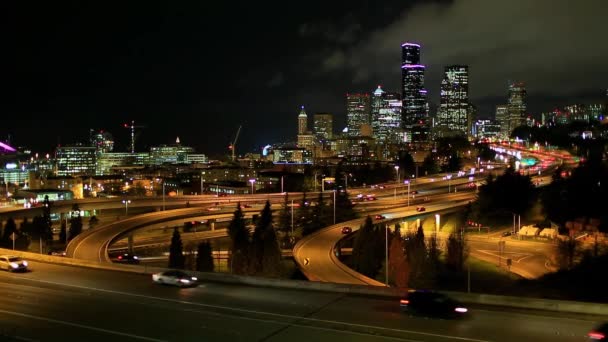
128, 234, 134, 254
209, 219, 215, 231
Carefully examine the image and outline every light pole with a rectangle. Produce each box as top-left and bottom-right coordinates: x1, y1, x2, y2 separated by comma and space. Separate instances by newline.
435, 214, 440, 235
385, 223, 389, 286
249, 179, 256, 194
122, 199, 131, 215
162, 181, 166, 211
281, 175, 284, 193
394, 165, 400, 184
291, 199, 294, 236
405, 180, 410, 206
333, 190, 336, 225
447, 174, 452, 193
200, 176, 204, 195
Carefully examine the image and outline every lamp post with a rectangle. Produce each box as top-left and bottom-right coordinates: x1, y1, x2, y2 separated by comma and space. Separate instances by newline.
249, 179, 256, 194
385, 223, 389, 286
281, 175, 284, 193
122, 199, 131, 215
447, 174, 452, 193
162, 181, 166, 211
200, 176, 204, 195
332, 190, 336, 225
405, 180, 410, 206
291, 199, 294, 236
394, 165, 400, 184
435, 214, 440, 235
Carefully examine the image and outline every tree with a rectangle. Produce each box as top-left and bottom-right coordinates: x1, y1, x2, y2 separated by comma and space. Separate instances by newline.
250, 201, 283, 277
59, 220, 67, 243
352, 216, 384, 278
404, 226, 433, 288
168, 227, 185, 269
1, 218, 17, 248
196, 241, 214, 272
89, 216, 99, 229
556, 236, 580, 270
277, 193, 292, 246
69, 204, 83, 240
296, 192, 312, 229
42, 195, 53, 240
388, 232, 409, 288
422, 152, 440, 175
396, 151, 416, 179
444, 152, 462, 172
335, 190, 356, 223
303, 192, 328, 236
446, 231, 468, 271
227, 203, 249, 275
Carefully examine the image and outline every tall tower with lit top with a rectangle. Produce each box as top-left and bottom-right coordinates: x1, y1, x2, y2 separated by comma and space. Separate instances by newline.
298, 106, 308, 135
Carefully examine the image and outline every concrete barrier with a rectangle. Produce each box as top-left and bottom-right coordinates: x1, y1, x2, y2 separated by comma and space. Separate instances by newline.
3, 248, 608, 315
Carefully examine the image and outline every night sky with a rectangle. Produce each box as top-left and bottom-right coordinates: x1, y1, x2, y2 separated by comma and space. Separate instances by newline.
5, 1, 608, 157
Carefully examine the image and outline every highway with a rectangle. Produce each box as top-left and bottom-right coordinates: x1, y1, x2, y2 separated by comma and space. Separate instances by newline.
294, 191, 476, 285
0, 261, 598, 341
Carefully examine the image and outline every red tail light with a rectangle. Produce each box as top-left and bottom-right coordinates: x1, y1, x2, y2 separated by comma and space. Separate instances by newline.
589, 332, 605, 340
117, 256, 122, 260
400, 299, 409, 305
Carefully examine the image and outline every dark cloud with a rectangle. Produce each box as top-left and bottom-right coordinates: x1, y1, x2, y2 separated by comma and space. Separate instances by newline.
317, 0, 608, 114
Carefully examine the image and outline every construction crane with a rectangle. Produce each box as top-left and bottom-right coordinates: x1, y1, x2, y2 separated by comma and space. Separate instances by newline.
228, 125, 242, 162
122, 120, 145, 153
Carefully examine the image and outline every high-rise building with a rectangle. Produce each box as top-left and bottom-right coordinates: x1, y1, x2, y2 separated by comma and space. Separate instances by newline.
495, 105, 509, 139
298, 106, 308, 135
56, 145, 97, 176
401, 42, 429, 142
472, 120, 501, 140
313, 113, 333, 140
346, 93, 371, 137
90, 130, 114, 154
437, 65, 469, 134
507, 82, 527, 133
371, 86, 402, 143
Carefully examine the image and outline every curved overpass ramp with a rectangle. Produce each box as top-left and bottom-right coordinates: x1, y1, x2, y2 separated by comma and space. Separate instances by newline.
293, 193, 475, 286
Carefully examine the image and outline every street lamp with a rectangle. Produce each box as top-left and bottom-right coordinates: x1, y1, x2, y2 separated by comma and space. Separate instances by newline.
447, 174, 452, 193
162, 181, 166, 211
200, 176, 205, 195
435, 214, 440, 235
394, 165, 400, 184
404, 180, 410, 206
281, 175, 284, 193
249, 179, 256, 194
385, 223, 389, 286
122, 199, 131, 215
333, 190, 336, 225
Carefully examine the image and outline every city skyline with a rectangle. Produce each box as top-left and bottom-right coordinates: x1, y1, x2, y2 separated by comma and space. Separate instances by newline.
5, 1, 608, 156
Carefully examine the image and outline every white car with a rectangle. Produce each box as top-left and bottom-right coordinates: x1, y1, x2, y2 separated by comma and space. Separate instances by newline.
152, 270, 198, 287
0, 255, 28, 272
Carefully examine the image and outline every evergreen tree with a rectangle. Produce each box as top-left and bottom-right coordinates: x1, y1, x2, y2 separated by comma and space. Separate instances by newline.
59, 220, 67, 243
556, 236, 579, 270
250, 201, 282, 276
89, 216, 99, 229
168, 227, 185, 269
1, 218, 17, 248
388, 231, 409, 288
42, 195, 53, 240
352, 216, 383, 277
396, 151, 416, 178
446, 231, 468, 271
303, 192, 328, 236
334, 190, 356, 223
422, 152, 440, 175
69, 204, 83, 240
404, 226, 433, 288
277, 193, 292, 246
196, 241, 214, 272
445, 152, 463, 172
227, 203, 250, 275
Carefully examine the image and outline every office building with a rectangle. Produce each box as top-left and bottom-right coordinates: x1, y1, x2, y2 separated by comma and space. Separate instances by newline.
346, 93, 371, 137
90, 130, 114, 154
371, 86, 402, 143
298, 106, 308, 135
507, 82, 527, 132
400, 42, 429, 142
473, 120, 501, 140
313, 113, 333, 140
437, 65, 469, 134
56, 145, 97, 176
495, 105, 509, 139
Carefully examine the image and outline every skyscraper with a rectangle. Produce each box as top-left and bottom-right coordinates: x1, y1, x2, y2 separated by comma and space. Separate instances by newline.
313, 113, 333, 140
298, 106, 308, 135
495, 105, 509, 139
346, 93, 371, 137
507, 82, 527, 133
437, 65, 469, 134
371, 85, 402, 143
401, 42, 428, 142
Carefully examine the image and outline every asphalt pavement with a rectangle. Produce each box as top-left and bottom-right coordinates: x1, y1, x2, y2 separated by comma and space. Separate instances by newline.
0, 261, 599, 341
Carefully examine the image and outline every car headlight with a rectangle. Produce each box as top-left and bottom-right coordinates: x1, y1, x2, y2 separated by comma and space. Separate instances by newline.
10, 263, 18, 268
454, 307, 468, 313
22, 261, 28, 266
191, 277, 198, 281
133, 256, 139, 260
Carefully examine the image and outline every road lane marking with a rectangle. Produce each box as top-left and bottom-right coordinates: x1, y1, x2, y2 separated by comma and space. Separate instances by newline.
19, 277, 487, 342
0, 308, 166, 342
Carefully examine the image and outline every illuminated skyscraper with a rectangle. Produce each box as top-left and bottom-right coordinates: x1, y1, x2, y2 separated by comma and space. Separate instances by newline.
371, 85, 402, 143
298, 106, 308, 135
507, 82, 527, 132
437, 65, 469, 134
313, 113, 333, 140
346, 93, 371, 137
495, 105, 509, 139
90, 130, 114, 154
56, 145, 97, 176
401, 42, 428, 142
